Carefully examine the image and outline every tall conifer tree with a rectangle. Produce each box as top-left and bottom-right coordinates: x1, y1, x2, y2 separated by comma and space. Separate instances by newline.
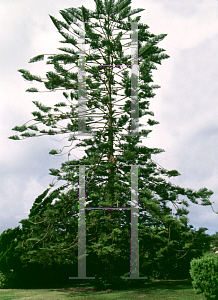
7, 0, 214, 285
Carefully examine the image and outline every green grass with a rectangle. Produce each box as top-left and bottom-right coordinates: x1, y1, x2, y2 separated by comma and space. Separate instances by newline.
0, 280, 207, 300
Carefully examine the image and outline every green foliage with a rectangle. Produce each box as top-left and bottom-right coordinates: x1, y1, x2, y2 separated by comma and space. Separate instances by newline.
12, 125, 27, 132
18, 69, 42, 82
8, 135, 20, 140
147, 118, 160, 126
28, 54, 45, 63
209, 232, 218, 253
20, 132, 36, 137
144, 226, 212, 280
31, 111, 44, 121
54, 102, 67, 107
26, 87, 39, 92
49, 149, 59, 155
32, 101, 52, 113
0, 271, 7, 288
0, 270, 20, 289
28, 125, 38, 131
190, 253, 218, 299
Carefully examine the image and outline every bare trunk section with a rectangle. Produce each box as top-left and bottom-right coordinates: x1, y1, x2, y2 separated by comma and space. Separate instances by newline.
105, 17, 117, 208
104, 17, 118, 280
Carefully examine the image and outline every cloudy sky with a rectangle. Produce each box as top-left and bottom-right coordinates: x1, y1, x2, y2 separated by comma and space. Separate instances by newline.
0, 0, 218, 238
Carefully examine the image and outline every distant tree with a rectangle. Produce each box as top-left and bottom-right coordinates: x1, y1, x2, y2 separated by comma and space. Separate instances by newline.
5, 0, 215, 286
0, 227, 23, 273
138, 215, 213, 280
206, 232, 218, 253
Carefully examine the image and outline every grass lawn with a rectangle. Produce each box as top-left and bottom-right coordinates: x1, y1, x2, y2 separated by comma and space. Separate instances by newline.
0, 280, 207, 300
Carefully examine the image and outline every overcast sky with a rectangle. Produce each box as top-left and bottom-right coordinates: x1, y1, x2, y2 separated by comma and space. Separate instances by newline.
0, 0, 218, 238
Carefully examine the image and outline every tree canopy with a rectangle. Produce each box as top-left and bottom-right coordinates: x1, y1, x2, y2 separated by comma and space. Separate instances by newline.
2, 0, 216, 287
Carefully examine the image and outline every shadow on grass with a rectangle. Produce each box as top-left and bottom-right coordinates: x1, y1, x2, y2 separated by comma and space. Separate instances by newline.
51, 278, 194, 296
146, 279, 193, 290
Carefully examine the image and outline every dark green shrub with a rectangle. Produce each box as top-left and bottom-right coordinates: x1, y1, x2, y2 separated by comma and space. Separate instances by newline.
0, 271, 7, 288
190, 253, 218, 299
13, 263, 76, 289
0, 270, 19, 289
0, 263, 77, 289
